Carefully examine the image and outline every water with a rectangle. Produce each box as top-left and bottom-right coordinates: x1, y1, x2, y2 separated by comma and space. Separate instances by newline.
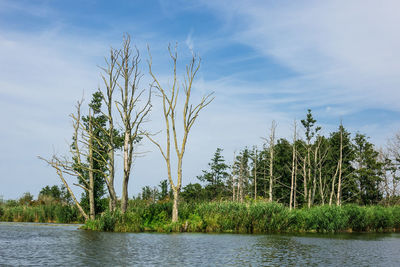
1, 223, 400, 266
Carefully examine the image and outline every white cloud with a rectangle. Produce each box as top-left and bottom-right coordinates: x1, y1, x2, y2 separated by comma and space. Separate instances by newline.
202, 0, 400, 111
185, 30, 194, 51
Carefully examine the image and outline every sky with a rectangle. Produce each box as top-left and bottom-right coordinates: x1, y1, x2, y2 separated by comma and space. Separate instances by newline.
1, 0, 400, 200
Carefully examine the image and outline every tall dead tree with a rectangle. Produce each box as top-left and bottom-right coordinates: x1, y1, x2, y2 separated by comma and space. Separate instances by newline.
253, 148, 258, 200
116, 35, 152, 213
289, 120, 297, 210
268, 121, 276, 202
98, 47, 121, 211
146, 45, 213, 222
238, 156, 244, 202
329, 123, 343, 206
336, 123, 343, 206
232, 151, 237, 201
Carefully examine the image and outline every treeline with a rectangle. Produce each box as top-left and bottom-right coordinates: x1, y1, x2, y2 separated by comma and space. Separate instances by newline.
137, 110, 400, 208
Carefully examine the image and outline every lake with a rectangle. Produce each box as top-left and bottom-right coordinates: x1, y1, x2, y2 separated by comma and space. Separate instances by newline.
1, 222, 399, 266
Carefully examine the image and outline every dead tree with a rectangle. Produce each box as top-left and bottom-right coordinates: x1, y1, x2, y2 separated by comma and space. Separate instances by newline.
253, 148, 258, 200
146, 45, 213, 222
268, 121, 276, 202
336, 124, 343, 206
289, 120, 297, 210
232, 151, 237, 201
39, 100, 96, 220
116, 35, 152, 213
98, 47, 121, 211
39, 155, 88, 220
329, 123, 343, 206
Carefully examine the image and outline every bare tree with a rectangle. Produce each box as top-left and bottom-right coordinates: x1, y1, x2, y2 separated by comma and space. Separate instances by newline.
39, 100, 96, 220
289, 120, 297, 210
232, 151, 237, 201
336, 123, 343, 206
116, 35, 152, 213
268, 121, 276, 202
381, 132, 400, 205
329, 123, 343, 206
253, 148, 258, 200
98, 47, 121, 211
146, 45, 213, 222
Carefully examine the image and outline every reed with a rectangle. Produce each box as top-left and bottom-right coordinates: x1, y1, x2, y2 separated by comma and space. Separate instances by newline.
83, 201, 400, 233
0, 203, 83, 223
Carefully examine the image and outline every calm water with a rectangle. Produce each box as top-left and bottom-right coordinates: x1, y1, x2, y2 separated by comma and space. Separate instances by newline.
1, 223, 400, 266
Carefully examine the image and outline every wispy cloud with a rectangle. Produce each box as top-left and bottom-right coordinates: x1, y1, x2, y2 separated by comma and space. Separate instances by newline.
201, 0, 400, 111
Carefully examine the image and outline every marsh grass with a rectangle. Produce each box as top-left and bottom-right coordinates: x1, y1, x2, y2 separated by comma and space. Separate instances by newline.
83, 201, 400, 233
0, 204, 83, 223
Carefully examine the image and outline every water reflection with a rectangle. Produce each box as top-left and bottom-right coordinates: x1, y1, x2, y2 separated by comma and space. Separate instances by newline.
1, 223, 400, 266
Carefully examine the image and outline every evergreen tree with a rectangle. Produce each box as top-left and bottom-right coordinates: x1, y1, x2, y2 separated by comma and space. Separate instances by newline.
272, 138, 293, 204
353, 133, 383, 205
197, 148, 229, 200
158, 179, 169, 200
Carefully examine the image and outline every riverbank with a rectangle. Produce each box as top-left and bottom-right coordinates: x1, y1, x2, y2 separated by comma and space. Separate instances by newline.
2, 200, 400, 233
82, 201, 400, 233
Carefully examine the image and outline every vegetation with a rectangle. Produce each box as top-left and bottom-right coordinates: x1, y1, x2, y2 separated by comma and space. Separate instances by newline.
20, 35, 399, 234
0, 186, 83, 223
82, 200, 400, 233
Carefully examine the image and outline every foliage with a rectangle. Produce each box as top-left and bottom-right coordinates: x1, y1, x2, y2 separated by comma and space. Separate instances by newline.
0, 203, 83, 223
81, 200, 400, 233
197, 148, 230, 200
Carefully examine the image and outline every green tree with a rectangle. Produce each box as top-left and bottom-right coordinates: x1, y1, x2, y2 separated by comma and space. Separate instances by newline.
39, 185, 62, 200
181, 183, 205, 202
197, 148, 229, 200
158, 179, 169, 200
272, 138, 293, 204
75, 92, 111, 215
353, 133, 383, 205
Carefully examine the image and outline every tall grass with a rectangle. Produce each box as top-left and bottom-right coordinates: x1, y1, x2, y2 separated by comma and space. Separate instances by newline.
0, 204, 83, 223
83, 200, 400, 233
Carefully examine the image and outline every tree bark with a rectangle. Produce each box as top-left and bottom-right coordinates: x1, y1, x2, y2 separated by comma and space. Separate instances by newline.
88, 110, 95, 220
172, 189, 179, 222
269, 121, 276, 202
336, 125, 343, 206
290, 120, 297, 210
254, 148, 257, 200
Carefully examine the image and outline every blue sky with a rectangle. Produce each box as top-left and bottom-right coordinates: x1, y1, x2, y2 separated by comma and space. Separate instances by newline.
1, 0, 400, 199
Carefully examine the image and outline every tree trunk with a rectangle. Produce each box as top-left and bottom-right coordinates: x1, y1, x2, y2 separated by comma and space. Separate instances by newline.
56, 169, 88, 221
172, 189, 179, 222
303, 156, 307, 206
319, 165, 325, 205
269, 121, 276, 202
88, 111, 96, 220
254, 149, 257, 200
121, 131, 130, 213
290, 121, 297, 210
336, 126, 343, 206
